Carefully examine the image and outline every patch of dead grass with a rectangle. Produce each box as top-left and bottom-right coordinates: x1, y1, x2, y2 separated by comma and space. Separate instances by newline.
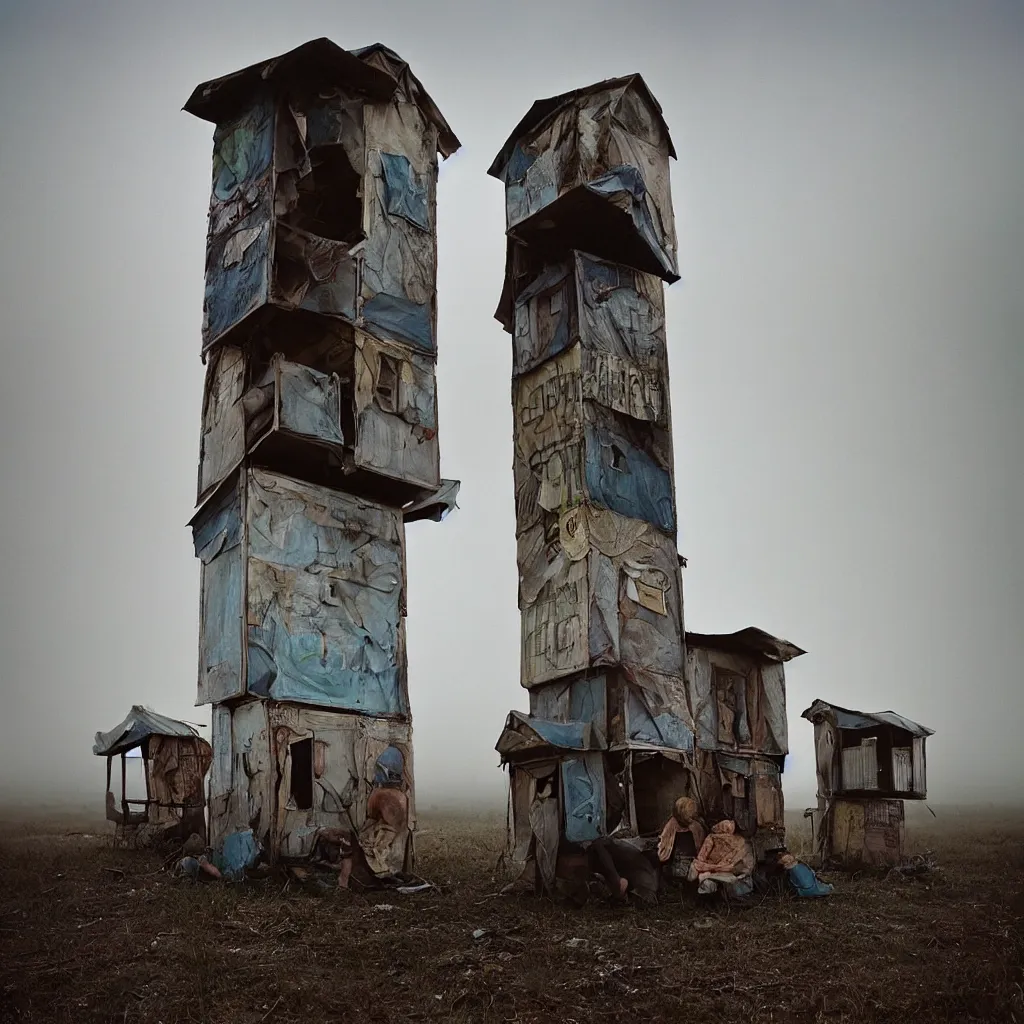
0, 806, 1021, 1023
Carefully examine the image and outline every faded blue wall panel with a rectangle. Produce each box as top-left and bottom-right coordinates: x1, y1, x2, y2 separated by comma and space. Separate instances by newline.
193, 483, 245, 705
570, 676, 607, 735
204, 215, 271, 345
247, 619, 405, 714
362, 293, 433, 352
245, 471, 406, 715
583, 423, 675, 533
584, 166, 673, 281
561, 754, 605, 843
277, 361, 344, 446
626, 688, 693, 751
380, 153, 430, 230
512, 264, 572, 376
211, 97, 275, 202
298, 253, 359, 321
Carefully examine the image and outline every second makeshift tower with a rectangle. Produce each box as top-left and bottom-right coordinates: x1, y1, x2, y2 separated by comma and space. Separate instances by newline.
185, 39, 460, 872
489, 77, 693, 883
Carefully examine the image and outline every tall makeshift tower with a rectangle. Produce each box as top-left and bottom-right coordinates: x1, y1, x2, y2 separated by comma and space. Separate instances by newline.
489, 78, 803, 891
185, 39, 460, 871
488, 77, 690, 886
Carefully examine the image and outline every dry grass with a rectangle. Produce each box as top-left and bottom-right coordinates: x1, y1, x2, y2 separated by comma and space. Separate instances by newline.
1, 804, 1022, 1023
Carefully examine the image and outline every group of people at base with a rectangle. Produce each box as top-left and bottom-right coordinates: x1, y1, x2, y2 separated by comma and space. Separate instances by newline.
574, 797, 833, 906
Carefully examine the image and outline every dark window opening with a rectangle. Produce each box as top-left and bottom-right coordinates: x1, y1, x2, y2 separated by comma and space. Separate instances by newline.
376, 354, 399, 413
290, 738, 314, 810
631, 754, 692, 835
287, 146, 363, 243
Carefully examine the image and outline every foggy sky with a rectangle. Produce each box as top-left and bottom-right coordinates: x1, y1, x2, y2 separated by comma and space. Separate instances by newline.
0, 0, 1021, 809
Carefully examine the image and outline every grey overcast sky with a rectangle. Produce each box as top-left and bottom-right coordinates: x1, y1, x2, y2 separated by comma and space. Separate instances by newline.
0, 0, 1021, 809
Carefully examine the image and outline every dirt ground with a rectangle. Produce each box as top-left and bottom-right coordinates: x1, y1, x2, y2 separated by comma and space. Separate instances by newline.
1, 804, 1022, 1024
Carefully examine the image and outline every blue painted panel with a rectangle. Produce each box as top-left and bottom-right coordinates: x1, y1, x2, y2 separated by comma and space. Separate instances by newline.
512, 263, 572, 377
362, 293, 433, 352
194, 482, 244, 704
247, 618, 406, 715
246, 474, 406, 715
626, 689, 693, 751
584, 165, 674, 280
570, 677, 607, 735
584, 423, 675, 533
561, 754, 605, 843
204, 214, 270, 344
528, 717, 590, 750
298, 252, 358, 321
211, 97, 274, 202
217, 829, 260, 879
278, 361, 344, 446
380, 153, 430, 231
192, 482, 242, 563
505, 143, 536, 184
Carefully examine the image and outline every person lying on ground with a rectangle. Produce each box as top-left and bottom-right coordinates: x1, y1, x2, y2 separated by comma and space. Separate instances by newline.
585, 835, 660, 904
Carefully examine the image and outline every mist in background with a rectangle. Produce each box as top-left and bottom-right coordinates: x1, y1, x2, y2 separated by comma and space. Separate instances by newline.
0, 0, 1021, 812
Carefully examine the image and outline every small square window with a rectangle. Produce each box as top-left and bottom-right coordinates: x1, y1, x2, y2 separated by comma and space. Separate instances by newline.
376, 354, 400, 413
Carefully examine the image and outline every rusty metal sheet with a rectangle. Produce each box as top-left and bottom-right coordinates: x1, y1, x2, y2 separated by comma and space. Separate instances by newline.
829, 798, 905, 867
685, 643, 790, 760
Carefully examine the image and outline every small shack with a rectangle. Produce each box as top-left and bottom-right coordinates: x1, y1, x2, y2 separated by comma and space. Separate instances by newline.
801, 699, 934, 867
93, 706, 212, 848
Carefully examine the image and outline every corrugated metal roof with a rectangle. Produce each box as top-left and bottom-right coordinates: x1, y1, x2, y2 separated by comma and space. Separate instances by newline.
183, 37, 460, 157
487, 73, 676, 179
685, 627, 806, 663
93, 706, 207, 757
801, 699, 934, 738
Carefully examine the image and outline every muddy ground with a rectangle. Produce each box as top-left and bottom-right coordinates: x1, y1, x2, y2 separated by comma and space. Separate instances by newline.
1, 805, 1022, 1023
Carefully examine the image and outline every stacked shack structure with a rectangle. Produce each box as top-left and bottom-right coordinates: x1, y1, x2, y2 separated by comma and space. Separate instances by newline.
490, 78, 804, 890
185, 39, 460, 870
802, 699, 933, 868
94, 706, 212, 849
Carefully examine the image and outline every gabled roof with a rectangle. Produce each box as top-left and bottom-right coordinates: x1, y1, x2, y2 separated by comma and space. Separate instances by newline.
495, 711, 606, 761
801, 699, 933, 738
93, 706, 208, 757
488, 73, 676, 180
685, 627, 806, 664
184, 37, 460, 158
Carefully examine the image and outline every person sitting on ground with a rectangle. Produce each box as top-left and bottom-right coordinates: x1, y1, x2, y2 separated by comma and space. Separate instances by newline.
776, 850, 834, 897
688, 818, 754, 885
657, 796, 707, 874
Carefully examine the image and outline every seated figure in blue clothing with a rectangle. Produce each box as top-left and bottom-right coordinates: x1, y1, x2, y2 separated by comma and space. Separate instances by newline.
778, 851, 834, 897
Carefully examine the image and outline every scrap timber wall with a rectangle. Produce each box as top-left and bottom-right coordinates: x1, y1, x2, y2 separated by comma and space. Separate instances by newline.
186, 39, 459, 866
